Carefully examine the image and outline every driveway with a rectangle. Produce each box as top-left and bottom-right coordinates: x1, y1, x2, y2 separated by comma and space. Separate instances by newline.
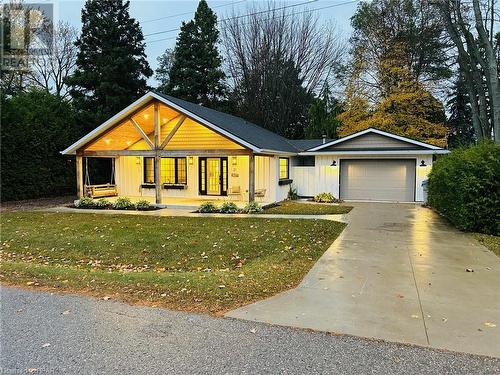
226, 203, 500, 358
2, 287, 499, 374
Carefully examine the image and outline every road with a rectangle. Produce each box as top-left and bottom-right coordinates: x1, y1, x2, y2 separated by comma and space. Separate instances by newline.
1, 287, 499, 374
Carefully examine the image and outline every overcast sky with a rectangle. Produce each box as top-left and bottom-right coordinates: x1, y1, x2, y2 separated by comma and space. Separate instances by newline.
56, 0, 359, 84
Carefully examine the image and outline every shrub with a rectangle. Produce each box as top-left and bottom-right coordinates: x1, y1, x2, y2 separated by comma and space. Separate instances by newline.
242, 201, 263, 213
428, 142, 500, 235
112, 197, 133, 210
313, 192, 340, 203
287, 185, 299, 200
198, 202, 218, 213
220, 201, 239, 213
135, 200, 152, 211
94, 198, 112, 209
74, 197, 96, 208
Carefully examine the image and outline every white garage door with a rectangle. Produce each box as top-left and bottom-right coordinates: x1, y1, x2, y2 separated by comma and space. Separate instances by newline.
340, 159, 416, 202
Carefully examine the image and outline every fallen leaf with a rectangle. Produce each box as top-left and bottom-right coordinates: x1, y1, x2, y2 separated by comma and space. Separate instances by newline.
465, 268, 474, 272
250, 328, 256, 333
411, 314, 419, 319
26, 368, 38, 373
41, 343, 51, 348
484, 322, 496, 328
26, 281, 35, 286
62, 310, 71, 315
103, 296, 111, 301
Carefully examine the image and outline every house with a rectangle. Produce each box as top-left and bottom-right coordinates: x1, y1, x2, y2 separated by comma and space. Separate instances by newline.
62, 91, 449, 205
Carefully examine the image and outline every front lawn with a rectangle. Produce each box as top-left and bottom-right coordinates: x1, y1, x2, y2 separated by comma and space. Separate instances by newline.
474, 233, 500, 257
0, 212, 345, 314
263, 201, 353, 215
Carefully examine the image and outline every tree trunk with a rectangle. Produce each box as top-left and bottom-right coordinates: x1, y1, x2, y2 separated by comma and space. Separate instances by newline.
472, 0, 500, 142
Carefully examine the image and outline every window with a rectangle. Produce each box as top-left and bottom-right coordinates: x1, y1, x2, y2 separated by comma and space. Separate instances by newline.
144, 157, 155, 184
279, 158, 289, 180
143, 157, 187, 185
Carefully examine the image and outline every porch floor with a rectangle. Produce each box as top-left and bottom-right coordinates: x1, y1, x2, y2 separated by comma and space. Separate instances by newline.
104, 196, 273, 209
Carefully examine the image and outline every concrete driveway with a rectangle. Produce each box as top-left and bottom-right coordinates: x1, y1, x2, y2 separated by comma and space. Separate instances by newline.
226, 203, 500, 358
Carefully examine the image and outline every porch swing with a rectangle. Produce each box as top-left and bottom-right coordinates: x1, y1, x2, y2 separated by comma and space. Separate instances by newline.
84, 157, 118, 198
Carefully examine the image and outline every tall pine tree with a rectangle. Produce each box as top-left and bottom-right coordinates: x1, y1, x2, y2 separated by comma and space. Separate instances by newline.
447, 75, 475, 148
67, 0, 152, 131
165, 0, 225, 107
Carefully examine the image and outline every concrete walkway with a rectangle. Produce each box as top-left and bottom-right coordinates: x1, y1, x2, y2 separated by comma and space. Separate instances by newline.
44, 206, 349, 222
226, 203, 500, 358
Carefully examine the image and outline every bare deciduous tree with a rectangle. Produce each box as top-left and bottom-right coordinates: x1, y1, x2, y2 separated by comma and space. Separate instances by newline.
437, 0, 500, 142
221, 2, 344, 92
27, 21, 78, 99
220, 2, 344, 137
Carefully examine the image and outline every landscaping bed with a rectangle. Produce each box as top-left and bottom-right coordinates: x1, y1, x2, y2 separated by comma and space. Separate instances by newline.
0, 212, 345, 314
262, 201, 353, 215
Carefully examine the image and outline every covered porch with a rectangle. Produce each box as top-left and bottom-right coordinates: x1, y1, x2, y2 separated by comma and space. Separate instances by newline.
69, 94, 289, 205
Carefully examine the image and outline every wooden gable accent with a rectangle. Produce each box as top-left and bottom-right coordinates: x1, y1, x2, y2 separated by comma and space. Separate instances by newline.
84, 100, 245, 152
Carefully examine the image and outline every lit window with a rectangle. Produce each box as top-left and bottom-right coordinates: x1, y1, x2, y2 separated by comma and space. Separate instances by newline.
144, 157, 155, 184
279, 158, 289, 180
143, 157, 187, 185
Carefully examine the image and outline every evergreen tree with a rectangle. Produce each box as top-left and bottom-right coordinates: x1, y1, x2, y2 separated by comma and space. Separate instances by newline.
305, 85, 343, 139
447, 75, 475, 148
66, 0, 152, 131
166, 0, 225, 106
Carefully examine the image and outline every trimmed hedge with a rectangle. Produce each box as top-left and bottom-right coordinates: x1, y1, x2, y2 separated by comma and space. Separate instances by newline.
427, 142, 500, 235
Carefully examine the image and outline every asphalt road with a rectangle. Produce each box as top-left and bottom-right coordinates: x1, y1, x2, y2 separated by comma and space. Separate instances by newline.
1, 287, 499, 375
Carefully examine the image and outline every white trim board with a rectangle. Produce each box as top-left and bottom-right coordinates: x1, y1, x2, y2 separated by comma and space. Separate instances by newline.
306, 128, 444, 152
299, 150, 449, 156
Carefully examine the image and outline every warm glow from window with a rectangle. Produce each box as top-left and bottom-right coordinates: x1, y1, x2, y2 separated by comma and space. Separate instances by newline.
279, 158, 289, 180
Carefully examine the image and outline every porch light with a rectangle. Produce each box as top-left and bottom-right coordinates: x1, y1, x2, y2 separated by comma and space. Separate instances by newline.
330, 160, 337, 167
162, 117, 167, 124
420, 160, 427, 167
232, 156, 237, 165
136, 157, 141, 164
105, 139, 111, 145
188, 156, 194, 165
144, 113, 150, 120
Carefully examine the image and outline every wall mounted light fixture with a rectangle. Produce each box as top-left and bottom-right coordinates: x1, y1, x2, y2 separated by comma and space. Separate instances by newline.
135, 157, 141, 164
420, 160, 427, 167
330, 160, 337, 167
232, 156, 237, 165
188, 156, 194, 165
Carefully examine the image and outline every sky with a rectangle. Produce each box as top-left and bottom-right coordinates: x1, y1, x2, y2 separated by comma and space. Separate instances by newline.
55, 0, 359, 84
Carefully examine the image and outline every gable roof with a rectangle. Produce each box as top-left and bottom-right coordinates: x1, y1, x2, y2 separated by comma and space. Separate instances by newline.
305, 128, 444, 152
156, 93, 298, 153
62, 91, 299, 155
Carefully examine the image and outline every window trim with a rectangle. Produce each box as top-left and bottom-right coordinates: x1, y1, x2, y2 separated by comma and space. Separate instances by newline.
143, 157, 187, 185
279, 157, 290, 180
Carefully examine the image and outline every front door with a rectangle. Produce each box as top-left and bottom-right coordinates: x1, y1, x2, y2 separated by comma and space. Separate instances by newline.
207, 158, 221, 195
199, 157, 228, 196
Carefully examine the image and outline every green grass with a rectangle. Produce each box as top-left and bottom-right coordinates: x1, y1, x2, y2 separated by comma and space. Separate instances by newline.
474, 233, 500, 257
263, 201, 353, 215
0, 212, 345, 313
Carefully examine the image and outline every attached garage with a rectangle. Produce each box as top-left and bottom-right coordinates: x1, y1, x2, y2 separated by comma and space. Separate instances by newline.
340, 159, 416, 202
297, 128, 449, 203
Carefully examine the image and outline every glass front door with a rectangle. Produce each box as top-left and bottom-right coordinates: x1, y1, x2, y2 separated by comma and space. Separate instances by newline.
199, 157, 228, 196
207, 158, 221, 195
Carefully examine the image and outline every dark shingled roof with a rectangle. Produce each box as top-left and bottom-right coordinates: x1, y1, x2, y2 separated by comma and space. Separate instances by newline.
156, 92, 299, 152
287, 139, 332, 151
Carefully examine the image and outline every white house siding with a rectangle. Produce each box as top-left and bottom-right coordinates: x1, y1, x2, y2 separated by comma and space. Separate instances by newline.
291, 154, 433, 202
291, 167, 316, 196
115, 155, 283, 203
